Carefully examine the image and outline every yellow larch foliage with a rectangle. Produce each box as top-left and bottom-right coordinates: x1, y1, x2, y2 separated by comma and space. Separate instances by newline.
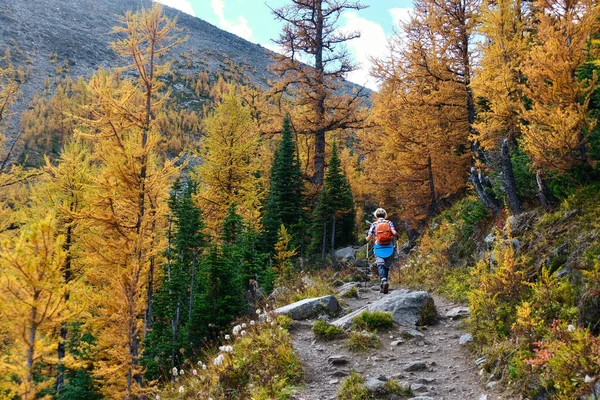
0, 215, 72, 400
74, 4, 182, 397
194, 88, 264, 233
521, 0, 600, 172
472, 0, 531, 150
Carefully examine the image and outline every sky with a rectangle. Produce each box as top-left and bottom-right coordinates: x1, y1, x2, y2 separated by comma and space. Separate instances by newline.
155, 0, 414, 90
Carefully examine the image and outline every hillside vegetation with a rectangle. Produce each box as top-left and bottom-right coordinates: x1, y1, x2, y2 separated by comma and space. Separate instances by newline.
1, 0, 600, 399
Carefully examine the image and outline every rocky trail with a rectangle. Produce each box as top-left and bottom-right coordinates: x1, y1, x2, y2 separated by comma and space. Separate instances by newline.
284, 282, 503, 400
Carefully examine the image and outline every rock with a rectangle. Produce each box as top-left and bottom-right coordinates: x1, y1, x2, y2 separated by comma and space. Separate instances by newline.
554, 267, 571, 278
336, 282, 361, 297
459, 334, 473, 345
506, 211, 537, 236
487, 380, 498, 389
475, 355, 487, 366
269, 286, 290, 301
445, 306, 470, 320
274, 295, 340, 320
331, 289, 436, 329
408, 397, 434, 400
410, 383, 428, 393
415, 378, 435, 384
399, 328, 425, 339
512, 238, 521, 252
327, 355, 349, 366
335, 246, 357, 261
301, 276, 317, 287
404, 361, 427, 372
390, 340, 403, 346
365, 377, 386, 393
484, 232, 496, 247
328, 379, 339, 384
330, 369, 350, 377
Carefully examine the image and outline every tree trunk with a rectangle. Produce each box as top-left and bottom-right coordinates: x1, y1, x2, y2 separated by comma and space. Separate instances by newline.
426, 155, 438, 217
311, 0, 326, 188
536, 170, 556, 212
470, 167, 501, 212
330, 213, 336, 265
321, 219, 327, 260
56, 217, 73, 394
26, 292, 39, 400
501, 139, 522, 214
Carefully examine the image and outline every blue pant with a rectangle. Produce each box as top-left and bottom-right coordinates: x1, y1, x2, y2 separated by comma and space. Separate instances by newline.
376, 254, 394, 281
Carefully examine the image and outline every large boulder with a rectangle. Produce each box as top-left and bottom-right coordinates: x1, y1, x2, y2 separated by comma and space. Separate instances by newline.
331, 289, 436, 329
335, 246, 358, 261
274, 295, 340, 320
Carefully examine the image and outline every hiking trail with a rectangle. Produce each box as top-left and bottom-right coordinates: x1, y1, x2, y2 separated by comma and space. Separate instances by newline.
288, 281, 503, 400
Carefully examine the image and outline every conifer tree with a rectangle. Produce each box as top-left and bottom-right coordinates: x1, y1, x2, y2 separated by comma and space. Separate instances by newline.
310, 142, 355, 261
261, 116, 305, 253
521, 0, 600, 173
142, 180, 205, 379
194, 88, 263, 233
77, 4, 183, 397
270, 0, 368, 187
0, 215, 70, 399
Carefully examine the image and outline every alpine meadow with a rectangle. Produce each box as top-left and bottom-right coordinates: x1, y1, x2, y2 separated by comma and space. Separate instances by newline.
1, 0, 600, 399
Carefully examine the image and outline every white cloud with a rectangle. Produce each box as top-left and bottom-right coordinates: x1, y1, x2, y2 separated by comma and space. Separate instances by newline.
339, 11, 390, 91
155, 0, 195, 16
389, 7, 412, 31
210, 0, 253, 41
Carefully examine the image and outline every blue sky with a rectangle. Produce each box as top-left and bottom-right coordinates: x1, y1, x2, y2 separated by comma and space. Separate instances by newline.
156, 0, 413, 90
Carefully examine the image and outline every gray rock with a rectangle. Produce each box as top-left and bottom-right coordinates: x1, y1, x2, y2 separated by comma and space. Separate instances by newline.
410, 383, 428, 393
415, 378, 435, 384
459, 333, 473, 345
327, 355, 349, 365
408, 397, 434, 400
274, 295, 340, 320
365, 377, 386, 393
400, 328, 425, 339
506, 211, 537, 236
331, 289, 436, 329
390, 340, 403, 346
269, 286, 290, 301
301, 276, 317, 287
484, 232, 496, 247
328, 378, 339, 384
336, 282, 361, 297
335, 246, 357, 261
404, 361, 427, 372
445, 306, 470, 319
554, 267, 571, 278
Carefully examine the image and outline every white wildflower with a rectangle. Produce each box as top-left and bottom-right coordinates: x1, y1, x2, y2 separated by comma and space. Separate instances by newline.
241, 330, 247, 336
233, 325, 242, 335
197, 360, 202, 366
256, 309, 261, 315
250, 320, 255, 326
172, 367, 178, 376
241, 323, 247, 329
568, 324, 575, 332
192, 369, 197, 376
213, 354, 224, 366
219, 346, 225, 352
178, 385, 184, 394
265, 304, 269, 308
225, 334, 231, 340
202, 363, 207, 370
179, 369, 184, 375
585, 375, 594, 383
266, 317, 272, 323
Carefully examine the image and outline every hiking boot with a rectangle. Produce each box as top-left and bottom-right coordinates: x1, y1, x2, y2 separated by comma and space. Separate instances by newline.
382, 280, 389, 294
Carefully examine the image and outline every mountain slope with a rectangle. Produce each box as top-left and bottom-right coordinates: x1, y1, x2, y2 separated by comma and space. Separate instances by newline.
0, 0, 368, 141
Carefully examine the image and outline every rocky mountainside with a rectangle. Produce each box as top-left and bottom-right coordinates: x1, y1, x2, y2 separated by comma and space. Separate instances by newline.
0, 0, 368, 141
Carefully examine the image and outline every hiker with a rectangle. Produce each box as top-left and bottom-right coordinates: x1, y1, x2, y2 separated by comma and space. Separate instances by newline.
365, 208, 397, 294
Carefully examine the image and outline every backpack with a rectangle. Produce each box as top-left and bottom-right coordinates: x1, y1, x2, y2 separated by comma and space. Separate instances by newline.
375, 220, 393, 244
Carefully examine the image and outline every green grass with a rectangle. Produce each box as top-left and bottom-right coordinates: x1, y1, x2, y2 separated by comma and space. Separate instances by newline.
351, 311, 393, 332
312, 320, 346, 340
347, 331, 380, 352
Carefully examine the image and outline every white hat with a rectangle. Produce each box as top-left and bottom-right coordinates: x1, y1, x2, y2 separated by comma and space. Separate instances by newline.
374, 208, 387, 218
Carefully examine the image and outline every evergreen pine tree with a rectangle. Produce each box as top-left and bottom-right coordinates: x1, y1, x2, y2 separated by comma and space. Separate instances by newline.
142, 180, 205, 379
261, 116, 305, 253
310, 142, 355, 261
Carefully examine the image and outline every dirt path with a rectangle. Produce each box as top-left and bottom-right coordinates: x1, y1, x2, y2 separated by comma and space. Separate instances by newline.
289, 283, 502, 400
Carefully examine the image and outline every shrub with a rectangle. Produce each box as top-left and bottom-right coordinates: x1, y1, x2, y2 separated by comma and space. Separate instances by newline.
277, 315, 294, 330
337, 371, 369, 400
527, 321, 600, 399
347, 331, 380, 352
341, 286, 359, 298
312, 320, 346, 340
351, 311, 393, 332
337, 371, 412, 400
159, 313, 303, 399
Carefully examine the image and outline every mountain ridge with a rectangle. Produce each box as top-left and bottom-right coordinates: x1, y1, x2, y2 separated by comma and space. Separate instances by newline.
0, 0, 369, 143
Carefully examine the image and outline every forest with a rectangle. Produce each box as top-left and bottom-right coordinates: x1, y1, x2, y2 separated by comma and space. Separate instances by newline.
0, 0, 599, 399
